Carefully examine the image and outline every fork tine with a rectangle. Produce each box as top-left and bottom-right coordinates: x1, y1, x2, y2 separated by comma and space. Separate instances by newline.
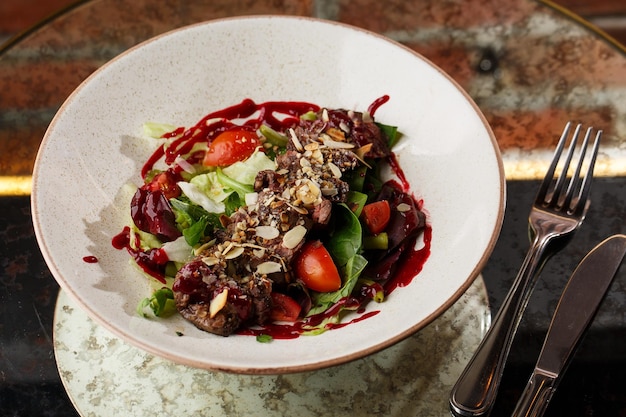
536, 122, 572, 203
561, 127, 592, 210
551, 123, 582, 206
572, 129, 602, 215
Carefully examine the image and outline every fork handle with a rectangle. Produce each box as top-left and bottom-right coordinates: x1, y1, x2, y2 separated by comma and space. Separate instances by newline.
449, 234, 551, 417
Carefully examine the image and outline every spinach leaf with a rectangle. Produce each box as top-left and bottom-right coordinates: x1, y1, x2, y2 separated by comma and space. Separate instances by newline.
325, 203, 362, 267
376, 122, 400, 149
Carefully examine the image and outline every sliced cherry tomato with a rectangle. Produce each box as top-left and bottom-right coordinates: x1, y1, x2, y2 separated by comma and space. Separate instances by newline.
294, 240, 342, 292
361, 200, 391, 234
145, 171, 181, 199
270, 292, 302, 322
203, 130, 260, 167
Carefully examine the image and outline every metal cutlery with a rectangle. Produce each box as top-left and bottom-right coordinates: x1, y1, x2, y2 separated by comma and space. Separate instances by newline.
449, 122, 602, 417
512, 234, 626, 417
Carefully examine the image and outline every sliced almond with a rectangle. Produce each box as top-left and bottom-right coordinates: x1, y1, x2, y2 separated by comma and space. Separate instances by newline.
396, 202, 412, 212
326, 127, 346, 142
224, 245, 245, 259
194, 239, 216, 256
289, 128, 303, 151
201, 256, 220, 266
209, 289, 229, 318
322, 137, 355, 149
255, 225, 280, 240
327, 162, 342, 178
256, 261, 282, 275
282, 224, 307, 249
304, 142, 319, 151
355, 143, 373, 160
322, 108, 329, 122
321, 187, 338, 196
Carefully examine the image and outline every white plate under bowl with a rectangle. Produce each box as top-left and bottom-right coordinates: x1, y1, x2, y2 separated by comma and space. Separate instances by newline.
32, 15, 505, 374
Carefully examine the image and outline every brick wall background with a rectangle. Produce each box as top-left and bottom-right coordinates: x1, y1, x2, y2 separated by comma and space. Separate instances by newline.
1, 0, 625, 46
1, 0, 625, 182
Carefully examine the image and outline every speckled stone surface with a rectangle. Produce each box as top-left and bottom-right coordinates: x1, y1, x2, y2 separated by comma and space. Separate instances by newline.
54, 277, 489, 417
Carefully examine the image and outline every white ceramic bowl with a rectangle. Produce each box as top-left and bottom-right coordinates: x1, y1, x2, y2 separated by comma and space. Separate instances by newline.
32, 16, 505, 374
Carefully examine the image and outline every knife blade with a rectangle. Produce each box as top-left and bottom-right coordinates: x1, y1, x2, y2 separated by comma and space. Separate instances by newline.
511, 234, 626, 417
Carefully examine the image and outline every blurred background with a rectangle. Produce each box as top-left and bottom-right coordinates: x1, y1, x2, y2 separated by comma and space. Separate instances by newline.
1, 0, 626, 47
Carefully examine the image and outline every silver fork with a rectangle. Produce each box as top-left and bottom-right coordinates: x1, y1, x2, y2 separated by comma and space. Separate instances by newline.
449, 122, 602, 417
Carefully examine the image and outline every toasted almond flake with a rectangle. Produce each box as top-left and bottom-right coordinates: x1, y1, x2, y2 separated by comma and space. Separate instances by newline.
255, 225, 280, 240
321, 187, 338, 196
289, 128, 303, 151
201, 256, 220, 266
355, 143, 373, 160
299, 157, 311, 167
224, 246, 245, 259
252, 248, 266, 258
263, 194, 276, 206
209, 289, 229, 318
304, 142, 319, 151
256, 261, 282, 275
339, 121, 350, 133
322, 137, 355, 149
327, 162, 342, 178
288, 203, 309, 214
221, 241, 234, 255
352, 150, 373, 169
282, 225, 307, 249
276, 168, 289, 175
194, 239, 216, 255
322, 108, 329, 122
326, 127, 346, 142
312, 149, 323, 163
396, 203, 412, 212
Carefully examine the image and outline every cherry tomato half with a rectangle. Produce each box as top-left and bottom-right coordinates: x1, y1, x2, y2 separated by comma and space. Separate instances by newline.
145, 171, 181, 199
361, 200, 391, 234
294, 240, 342, 292
203, 130, 260, 167
270, 292, 302, 322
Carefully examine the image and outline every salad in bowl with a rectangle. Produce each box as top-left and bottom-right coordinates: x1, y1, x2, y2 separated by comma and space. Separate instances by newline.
116, 96, 430, 339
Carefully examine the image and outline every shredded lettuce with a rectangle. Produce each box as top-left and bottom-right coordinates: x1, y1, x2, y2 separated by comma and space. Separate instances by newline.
222, 149, 276, 184
189, 172, 233, 203
143, 122, 177, 139
161, 235, 194, 263
177, 181, 225, 213
216, 169, 254, 200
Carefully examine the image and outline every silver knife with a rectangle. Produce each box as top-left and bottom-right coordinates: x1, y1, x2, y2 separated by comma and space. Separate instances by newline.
511, 234, 626, 417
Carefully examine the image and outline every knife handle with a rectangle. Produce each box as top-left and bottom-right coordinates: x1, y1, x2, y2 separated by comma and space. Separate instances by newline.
511, 370, 557, 417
